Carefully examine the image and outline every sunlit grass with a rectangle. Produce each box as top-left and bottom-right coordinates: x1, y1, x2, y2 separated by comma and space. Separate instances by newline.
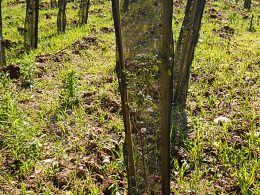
0, 0, 259, 194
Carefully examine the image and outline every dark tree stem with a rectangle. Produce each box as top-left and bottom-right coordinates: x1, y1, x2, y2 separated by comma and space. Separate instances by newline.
244, 0, 251, 9
111, 0, 136, 193
57, 0, 67, 33
24, 0, 39, 50
174, 0, 206, 108
79, 0, 90, 25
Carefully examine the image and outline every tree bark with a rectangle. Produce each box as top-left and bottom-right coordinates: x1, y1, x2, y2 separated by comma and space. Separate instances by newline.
79, 0, 90, 24
24, 0, 39, 50
57, 0, 67, 33
174, 0, 205, 108
34, 0, 39, 48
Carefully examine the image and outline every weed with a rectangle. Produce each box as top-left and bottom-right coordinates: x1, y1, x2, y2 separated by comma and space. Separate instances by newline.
60, 69, 80, 108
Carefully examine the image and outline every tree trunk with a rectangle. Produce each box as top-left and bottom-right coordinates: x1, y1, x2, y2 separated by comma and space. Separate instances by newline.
0, 0, 6, 66
161, 0, 174, 194
174, 0, 205, 108
111, 0, 136, 193
57, 0, 67, 33
244, 0, 251, 9
24, 0, 39, 50
79, 0, 90, 25
34, 0, 39, 48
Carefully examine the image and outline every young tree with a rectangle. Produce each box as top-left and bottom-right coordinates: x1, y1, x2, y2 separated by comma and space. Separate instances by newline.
79, 0, 90, 25
244, 0, 251, 9
174, 0, 206, 108
24, 0, 39, 50
118, 0, 163, 193
111, 0, 136, 193
112, 0, 205, 193
57, 0, 67, 33
161, 0, 174, 194
50, 0, 57, 8
0, 0, 5, 66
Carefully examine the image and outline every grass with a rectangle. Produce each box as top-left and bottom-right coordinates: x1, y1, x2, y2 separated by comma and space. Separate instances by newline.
0, 0, 259, 194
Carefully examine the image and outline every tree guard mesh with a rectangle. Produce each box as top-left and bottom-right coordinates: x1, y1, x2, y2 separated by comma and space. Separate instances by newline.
57, 0, 67, 32
79, 0, 90, 24
119, 0, 162, 193
24, 0, 39, 50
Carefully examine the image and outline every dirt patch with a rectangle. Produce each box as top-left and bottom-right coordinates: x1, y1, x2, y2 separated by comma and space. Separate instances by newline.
40, 2, 49, 10
227, 134, 246, 149
83, 91, 98, 114
70, 19, 79, 26
208, 8, 223, 19
173, 0, 186, 7
214, 26, 235, 39
0, 64, 21, 79
2, 39, 17, 49
72, 4, 79, 9
101, 96, 120, 113
36, 51, 70, 63
90, 8, 102, 14
71, 36, 98, 54
214, 176, 240, 193
2, 154, 22, 175
17, 27, 27, 36
53, 168, 73, 189
7, 0, 25, 6
100, 27, 115, 33
44, 13, 56, 19
35, 62, 47, 78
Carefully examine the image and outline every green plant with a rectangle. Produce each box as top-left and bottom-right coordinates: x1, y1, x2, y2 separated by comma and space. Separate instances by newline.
20, 55, 36, 87
237, 161, 258, 194
60, 69, 80, 108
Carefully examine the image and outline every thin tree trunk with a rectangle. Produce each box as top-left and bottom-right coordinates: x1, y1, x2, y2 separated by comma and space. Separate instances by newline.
244, 0, 251, 9
79, 0, 90, 25
0, 0, 6, 66
24, 0, 39, 50
34, 0, 39, 48
161, 0, 174, 194
174, 0, 205, 108
111, 0, 136, 193
57, 0, 67, 33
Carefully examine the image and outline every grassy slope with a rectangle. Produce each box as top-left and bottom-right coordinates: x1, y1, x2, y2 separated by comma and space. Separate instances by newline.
0, 0, 259, 194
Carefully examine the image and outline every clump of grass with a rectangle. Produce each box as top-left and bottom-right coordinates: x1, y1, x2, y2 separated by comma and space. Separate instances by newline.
20, 54, 37, 88
0, 88, 17, 129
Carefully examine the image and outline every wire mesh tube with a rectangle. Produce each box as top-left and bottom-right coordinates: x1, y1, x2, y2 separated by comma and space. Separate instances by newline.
119, 0, 164, 193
